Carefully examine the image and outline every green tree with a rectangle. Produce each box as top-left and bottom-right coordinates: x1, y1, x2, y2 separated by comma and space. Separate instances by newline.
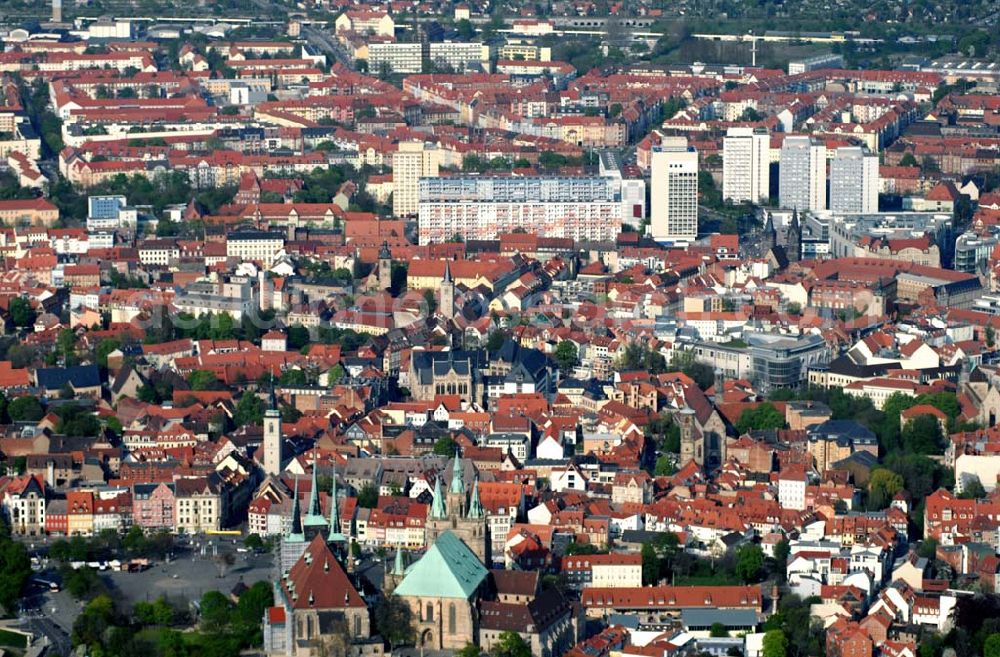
198, 590, 232, 632
734, 403, 786, 434
668, 351, 714, 389
8, 396, 44, 422
490, 631, 532, 657
456, 644, 482, 657
57, 328, 77, 364
984, 633, 1000, 657
619, 342, 668, 374
357, 483, 378, 508
774, 539, 790, 571
279, 369, 307, 386
867, 468, 904, 510
280, 403, 302, 424
233, 392, 265, 427
554, 341, 579, 376
762, 629, 789, 657
710, 622, 730, 637
188, 370, 222, 391
654, 455, 675, 476
234, 581, 274, 644
72, 595, 116, 649
287, 325, 310, 350
95, 338, 122, 370
0, 537, 30, 613
373, 595, 414, 649
899, 153, 919, 167
8, 297, 36, 328
903, 413, 943, 455
432, 436, 459, 456
735, 543, 764, 583
63, 566, 104, 600
641, 543, 659, 585
486, 331, 506, 352
455, 18, 476, 40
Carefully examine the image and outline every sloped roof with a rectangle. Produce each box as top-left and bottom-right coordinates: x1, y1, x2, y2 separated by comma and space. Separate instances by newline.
393, 530, 487, 599
36, 364, 101, 390
283, 534, 365, 610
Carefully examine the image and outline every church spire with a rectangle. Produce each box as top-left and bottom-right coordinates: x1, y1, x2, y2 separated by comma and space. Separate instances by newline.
449, 450, 464, 495
391, 545, 405, 576
303, 453, 327, 529
288, 476, 304, 541
467, 476, 484, 519
430, 471, 447, 519
443, 260, 452, 283
329, 469, 341, 533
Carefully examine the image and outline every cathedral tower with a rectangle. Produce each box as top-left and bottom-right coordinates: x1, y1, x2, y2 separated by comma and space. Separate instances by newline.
424, 455, 488, 564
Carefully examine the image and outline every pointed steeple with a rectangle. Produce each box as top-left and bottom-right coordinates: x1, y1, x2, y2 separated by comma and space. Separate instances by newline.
449, 450, 464, 495
466, 476, 484, 519
269, 370, 277, 410
287, 476, 304, 541
443, 260, 452, 284
303, 454, 327, 529
328, 470, 341, 534
391, 545, 405, 576
430, 472, 447, 519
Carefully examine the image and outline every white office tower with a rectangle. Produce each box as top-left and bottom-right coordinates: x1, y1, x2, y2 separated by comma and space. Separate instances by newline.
829, 147, 879, 214
650, 138, 699, 244
722, 127, 770, 204
779, 136, 826, 212
394, 141, 441, 218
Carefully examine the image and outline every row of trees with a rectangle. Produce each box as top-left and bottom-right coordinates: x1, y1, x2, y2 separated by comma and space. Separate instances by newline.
72, 582, 273, 657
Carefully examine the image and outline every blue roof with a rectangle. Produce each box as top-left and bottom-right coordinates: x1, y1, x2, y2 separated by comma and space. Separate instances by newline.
36, 365, 101, 391
681, 608, 759, 628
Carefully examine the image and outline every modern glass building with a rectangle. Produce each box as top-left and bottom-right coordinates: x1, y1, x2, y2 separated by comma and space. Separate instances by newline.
748, 333, 830, 392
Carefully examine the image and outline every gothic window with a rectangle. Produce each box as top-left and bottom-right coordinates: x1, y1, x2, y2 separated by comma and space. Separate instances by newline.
354, 614, 361, 637
426, 603, 434, 622
448, 603, 456, 634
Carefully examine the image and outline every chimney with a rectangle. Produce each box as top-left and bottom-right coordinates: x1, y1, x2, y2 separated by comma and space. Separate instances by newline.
46, 460, 55, 487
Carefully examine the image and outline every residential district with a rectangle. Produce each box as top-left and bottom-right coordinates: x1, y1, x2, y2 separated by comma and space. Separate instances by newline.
0, 3, 998, 657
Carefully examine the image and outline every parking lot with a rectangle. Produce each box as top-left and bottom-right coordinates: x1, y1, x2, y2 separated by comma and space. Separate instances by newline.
26, 539, 275, 634
107, 544, 275, 607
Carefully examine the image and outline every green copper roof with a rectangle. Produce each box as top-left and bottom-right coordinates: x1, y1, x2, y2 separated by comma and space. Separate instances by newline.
450, 454, 464, 495
391, 545, 405, 576
430, 472, 447, 519
393, 531, 487, 599
303, 457, 327, 528
467, 476, 484, 519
